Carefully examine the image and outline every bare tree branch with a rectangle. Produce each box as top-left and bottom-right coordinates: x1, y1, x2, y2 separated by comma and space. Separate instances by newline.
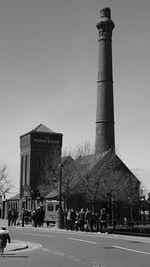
0, 165, 13, 195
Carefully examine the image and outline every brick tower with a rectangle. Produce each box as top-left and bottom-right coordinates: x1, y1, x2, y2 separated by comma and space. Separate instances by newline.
95, 8, 115, 154
19, 124, 63, 199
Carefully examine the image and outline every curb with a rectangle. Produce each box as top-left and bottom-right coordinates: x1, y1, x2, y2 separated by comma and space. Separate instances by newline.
5, 240, 29, 252
7, 245, 29, 252
1, 219, 150, 239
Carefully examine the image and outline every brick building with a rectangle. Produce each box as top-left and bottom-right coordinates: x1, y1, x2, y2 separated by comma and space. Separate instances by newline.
19, 124, 63, 203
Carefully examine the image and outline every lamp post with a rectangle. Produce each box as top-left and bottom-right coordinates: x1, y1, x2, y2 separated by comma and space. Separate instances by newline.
59, 163, 63, 211
128, 196, 133, 228
111, 193, 114, 228
107, 190, 115, 228
55, 163, 64, 229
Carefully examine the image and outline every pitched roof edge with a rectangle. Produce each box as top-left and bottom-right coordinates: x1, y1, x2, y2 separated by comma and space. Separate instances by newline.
20, 124, 63, 138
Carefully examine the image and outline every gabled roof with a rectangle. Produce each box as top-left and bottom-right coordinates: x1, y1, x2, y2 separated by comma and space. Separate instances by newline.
69, 150, 140, 189
7, 194, 20, 201
91, 151, 139, 181
45, 189, 59, 199
46, 150, 140, 200
20, 124, 63, 138
31, 124, 55, 133
74, 150, 110, 177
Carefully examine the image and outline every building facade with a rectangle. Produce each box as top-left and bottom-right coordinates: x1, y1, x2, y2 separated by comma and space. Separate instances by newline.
19, 124, 63, 200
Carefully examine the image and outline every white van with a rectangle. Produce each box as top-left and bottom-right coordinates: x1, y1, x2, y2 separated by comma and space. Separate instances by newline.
44, 200, 64, 226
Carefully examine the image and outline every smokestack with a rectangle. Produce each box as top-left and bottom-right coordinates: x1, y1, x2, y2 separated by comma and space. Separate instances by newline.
95, 7, 115, 154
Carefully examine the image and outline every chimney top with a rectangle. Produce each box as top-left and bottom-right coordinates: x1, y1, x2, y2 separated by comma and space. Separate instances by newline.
100, 7, 111, 19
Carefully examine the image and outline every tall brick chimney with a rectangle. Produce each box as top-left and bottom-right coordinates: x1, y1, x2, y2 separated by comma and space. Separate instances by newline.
95, 7, 115, 154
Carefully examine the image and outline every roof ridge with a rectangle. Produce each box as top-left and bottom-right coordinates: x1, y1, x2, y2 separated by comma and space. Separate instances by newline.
31, 124, 43, 131
31, 124, 55, 133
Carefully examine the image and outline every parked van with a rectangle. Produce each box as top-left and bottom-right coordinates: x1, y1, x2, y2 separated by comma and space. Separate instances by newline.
44, 200, 64, 226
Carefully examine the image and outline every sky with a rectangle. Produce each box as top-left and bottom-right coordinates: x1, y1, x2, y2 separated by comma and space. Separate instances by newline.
0, 0, 150, 196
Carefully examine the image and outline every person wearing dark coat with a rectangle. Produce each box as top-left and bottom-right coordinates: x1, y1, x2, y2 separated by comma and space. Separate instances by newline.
20, 208, 25, 227
0, 227, 11, 256
85, 209, 94, 232
70, 209, 76, 231
99, 209, 108, 233
7, 209, 12, 226
78, 208, 85, 231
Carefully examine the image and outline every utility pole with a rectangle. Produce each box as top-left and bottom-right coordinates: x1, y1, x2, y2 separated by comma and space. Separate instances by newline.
55, 164, 64, 229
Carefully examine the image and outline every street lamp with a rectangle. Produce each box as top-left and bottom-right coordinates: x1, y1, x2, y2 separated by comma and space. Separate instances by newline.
55, 163, 64, 229
59, 163, 63, 211
128, 196, 134, 227
111, 193, 115, 228
107, 190, 115, 228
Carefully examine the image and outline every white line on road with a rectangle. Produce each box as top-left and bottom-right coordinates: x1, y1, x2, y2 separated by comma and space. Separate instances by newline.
113, 245, 150, 255
42, 247, 102, 266
20, 233, 54, 238
67, 238, 98, 244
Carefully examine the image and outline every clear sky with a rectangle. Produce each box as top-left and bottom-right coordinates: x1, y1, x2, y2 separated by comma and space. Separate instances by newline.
0, 0, 150, 196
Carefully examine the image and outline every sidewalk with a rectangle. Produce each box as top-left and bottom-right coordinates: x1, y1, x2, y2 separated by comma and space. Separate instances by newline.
5, 240, 28, 252
0, 219, 28, 252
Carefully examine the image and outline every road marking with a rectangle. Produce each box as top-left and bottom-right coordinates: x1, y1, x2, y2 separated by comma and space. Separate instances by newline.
20, 233, 54, 238
113, 245, 150, 255
67, 238, 98, 244
42, 247, 103, 266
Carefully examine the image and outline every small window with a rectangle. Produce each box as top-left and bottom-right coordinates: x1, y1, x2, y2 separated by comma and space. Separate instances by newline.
47, 204, 54, 211
56, 204, 59, 211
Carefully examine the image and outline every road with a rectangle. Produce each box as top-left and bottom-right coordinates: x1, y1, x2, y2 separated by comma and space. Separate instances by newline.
1, 226, 150, 267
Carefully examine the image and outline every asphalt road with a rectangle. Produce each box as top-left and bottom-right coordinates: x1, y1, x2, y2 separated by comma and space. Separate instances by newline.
1, 226, 150, 267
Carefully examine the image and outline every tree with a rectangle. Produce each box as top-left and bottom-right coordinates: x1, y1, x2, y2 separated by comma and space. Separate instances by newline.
0, 165, 12, 195
77, 150, 140, 211
59, 142, 96, 207
38, 142, 94, 206
62, 141, 94, 160
38, 149, 61, 196
38, 143, 140, 215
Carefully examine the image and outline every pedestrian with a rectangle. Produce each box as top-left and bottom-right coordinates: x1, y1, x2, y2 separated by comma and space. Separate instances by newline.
7, 209, 12, 226
20, 208, 25, 227
32, 209, 38, 227
36, 207, 42, 227
78, 208, 85, 231
95, 212, 99, 232
39, 207, 45, 227
75, 210, 79, 231
12, 209, 18, 226
99, 208, 108, 233
63, 210, 67, 229
70, 209, 76, 231
66, 209, 71, 230
85, 209, 93, 232
0, 227, 11, 257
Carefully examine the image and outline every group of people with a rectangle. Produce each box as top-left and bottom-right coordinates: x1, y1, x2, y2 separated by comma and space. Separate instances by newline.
7, 208, 18, 226
7, 206, 45, 228
20, 207, 45, 228
7, 206, 108, 233
64, 208, 108, 233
